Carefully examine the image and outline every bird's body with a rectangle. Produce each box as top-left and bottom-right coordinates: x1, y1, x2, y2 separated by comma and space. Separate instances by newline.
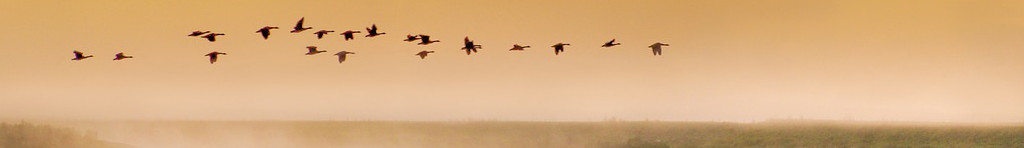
201, 33, 225, 42
416, 50, 435, 59
552, 43, 570, 55
188, 31, 210, 37
256, 26, 279, 39
71, 51, 93, 60
334, 51, 355, 63
314, 30, 335, 39
290, 17, 312, 33
417, 35, 440, 45
365, 24, 385, 37
305, 46, 326, 55
205, 51, 227, 64
510, 44, 531, 51
649, 42, 670, 56
403, 34, 420, 42
113, 52, 133, 60
340, 30, 361, 40
601, 39, 621, 47
461, 37, 483, 55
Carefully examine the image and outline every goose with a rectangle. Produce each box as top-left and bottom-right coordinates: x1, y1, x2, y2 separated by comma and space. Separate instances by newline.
334, 51, 355, 63
290, 17, 312, 33
340, 30, 361, 40
305, 46, 326, 55
415, 50, 435, 59
314, 30, 334, 39
113, 52, 133, 60
649, 42, 669, 56
403, 34, 420, 42
417, 34, 440, 45
364, 24, 385, 37
201, 33, 225, 42
461, 37, 482, 55
509, 44, 530, 51
552, 43, 570, 55
71, 51, 93, 60
188, 31, 210, 37
205, 51, 227, 64
601, 39, 621, 47
255, 26, 278, 39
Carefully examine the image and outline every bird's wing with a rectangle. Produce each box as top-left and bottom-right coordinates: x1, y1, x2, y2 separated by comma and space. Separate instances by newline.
295, 18, 305, 29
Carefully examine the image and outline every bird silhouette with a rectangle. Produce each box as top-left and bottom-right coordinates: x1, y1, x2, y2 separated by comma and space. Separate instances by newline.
255, 26, 279, 39
113, 52, 133, 60
416, 50, 435, 59
205, 51, 227, 64
649, 42, 669, 56
340, 30, 361, 41
365, 24, 385, 37
552, 43, 570, 55
417, 34, 440, 45
461, 37, 483, 55
403, 34, 420, 42
305, 46, 327, 55
188, 31, 210, 37
509, 44, 531, 51
71, 51, 93, 61
601, 39, 621, 47
290, 17, 312, 33
201, 33, 225, 42
314, 30, 335, 39
334, 51, 355, 63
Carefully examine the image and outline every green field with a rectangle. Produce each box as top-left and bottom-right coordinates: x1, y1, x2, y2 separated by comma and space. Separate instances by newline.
5, 120, 1024, 148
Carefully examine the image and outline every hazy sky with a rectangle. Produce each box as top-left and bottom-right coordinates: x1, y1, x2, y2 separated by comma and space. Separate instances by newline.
1, 0, 1023, 122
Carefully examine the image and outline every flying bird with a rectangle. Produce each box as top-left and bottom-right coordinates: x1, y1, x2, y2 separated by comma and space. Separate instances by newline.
188, 31, 210, 37
601, 39, 621, 47
205, 51, 227, 64
552, 43, 570, 55
113, 52, 133, 60
364, 24, 385, 37
417, 34, 440, 45
334, 51, 355, 63
461, 37, 483, 55
201, 33, 225, 42
71, 51, 93, 61
649, 42, 670, 56
255, 26, 279, 39
403, 34, 420, 42
509, 44, 531, 51
305, 46, 326, 55
314, 30, 334, 39
340, 30, 361, 40
290, 17, 312, 33
415, 50, 435, 59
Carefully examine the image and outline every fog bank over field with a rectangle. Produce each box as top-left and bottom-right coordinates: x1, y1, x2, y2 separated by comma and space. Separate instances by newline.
7, 120, 1017, 148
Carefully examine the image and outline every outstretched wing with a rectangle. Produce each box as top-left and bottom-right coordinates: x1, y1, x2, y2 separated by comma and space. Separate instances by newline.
294, 17, 305, 29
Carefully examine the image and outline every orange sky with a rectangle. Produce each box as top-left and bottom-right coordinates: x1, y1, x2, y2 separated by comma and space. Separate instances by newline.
1, 0, 1023, 122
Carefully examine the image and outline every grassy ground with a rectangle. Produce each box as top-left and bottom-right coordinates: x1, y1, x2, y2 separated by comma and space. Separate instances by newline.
10, 120, 1024, 148
0, 122, 130, 148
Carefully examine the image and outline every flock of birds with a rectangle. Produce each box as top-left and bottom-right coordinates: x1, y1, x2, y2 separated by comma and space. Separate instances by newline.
70, 17, 672, 64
